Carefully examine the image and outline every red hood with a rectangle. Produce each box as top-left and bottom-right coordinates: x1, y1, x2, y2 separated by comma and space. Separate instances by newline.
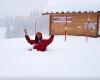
36, 32, 42, 35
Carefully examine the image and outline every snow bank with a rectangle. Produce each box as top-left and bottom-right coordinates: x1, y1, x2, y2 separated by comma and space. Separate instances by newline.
0, 35, 100, 79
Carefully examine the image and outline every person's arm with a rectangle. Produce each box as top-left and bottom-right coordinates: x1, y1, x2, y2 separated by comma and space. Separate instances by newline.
47, 30, 54, 44
45, 34, 54, 46
49, 35, 54, 43
24, 29, 35, 45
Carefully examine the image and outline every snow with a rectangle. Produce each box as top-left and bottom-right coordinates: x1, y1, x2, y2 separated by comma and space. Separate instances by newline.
0, 27, 7, 39
0, 35, 100, 79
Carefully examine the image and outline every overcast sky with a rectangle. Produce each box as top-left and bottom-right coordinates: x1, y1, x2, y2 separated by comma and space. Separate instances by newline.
0, 0, 100, 17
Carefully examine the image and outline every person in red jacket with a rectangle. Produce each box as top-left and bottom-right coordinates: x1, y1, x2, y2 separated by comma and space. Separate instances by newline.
24, 29, 54, 51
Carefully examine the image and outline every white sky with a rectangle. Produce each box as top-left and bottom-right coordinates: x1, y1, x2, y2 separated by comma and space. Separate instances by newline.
0, 0, 100, 17
44, 0, 100, 12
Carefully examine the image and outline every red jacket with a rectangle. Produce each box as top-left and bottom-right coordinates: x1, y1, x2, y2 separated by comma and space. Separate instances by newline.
25, 35, 54, 51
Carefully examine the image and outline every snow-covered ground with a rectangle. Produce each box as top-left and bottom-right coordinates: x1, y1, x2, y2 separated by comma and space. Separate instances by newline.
0, 35, 100, 80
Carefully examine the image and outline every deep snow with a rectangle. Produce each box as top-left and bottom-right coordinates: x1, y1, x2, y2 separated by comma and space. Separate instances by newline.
0, 35, 100, 79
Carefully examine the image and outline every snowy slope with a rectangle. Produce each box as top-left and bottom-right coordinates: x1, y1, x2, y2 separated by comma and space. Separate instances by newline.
0, 35, 100, 79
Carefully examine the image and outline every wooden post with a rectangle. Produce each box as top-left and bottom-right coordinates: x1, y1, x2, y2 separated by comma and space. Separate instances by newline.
34, 19, 36, 35
86, 18, 90, 42
65, 27, 67, 42
49, 15, 52, 35
64, 16, 68, 42
97, 12, 99, 37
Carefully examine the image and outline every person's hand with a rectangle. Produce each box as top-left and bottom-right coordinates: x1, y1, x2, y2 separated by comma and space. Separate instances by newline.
24, 29, 28, 35
51, 30, 54, 36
